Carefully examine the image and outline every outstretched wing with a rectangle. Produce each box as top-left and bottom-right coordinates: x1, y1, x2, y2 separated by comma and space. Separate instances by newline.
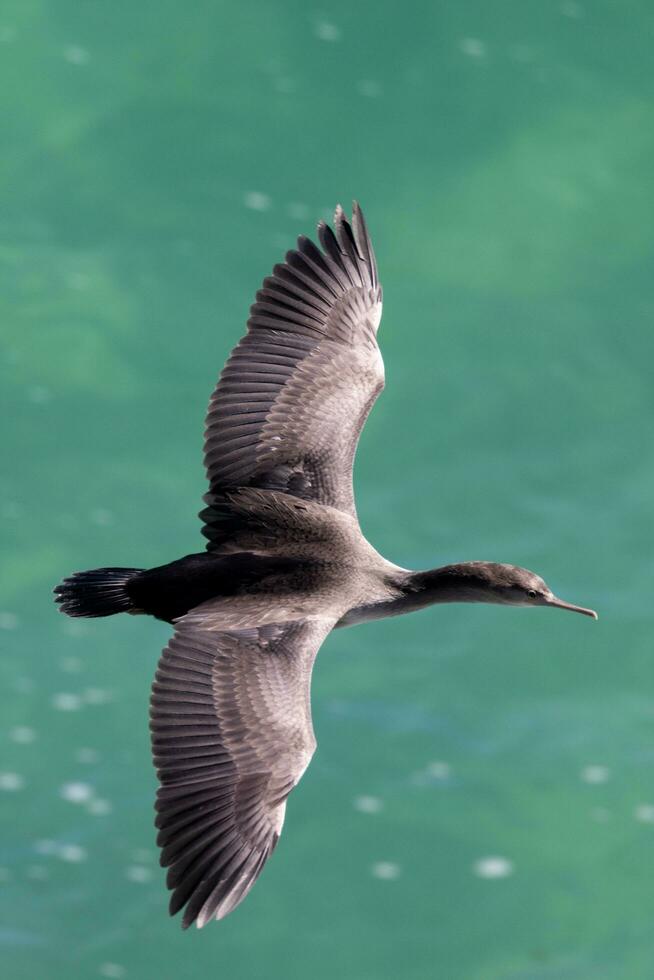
149, 614, 334, 928
201, 202, 383, 541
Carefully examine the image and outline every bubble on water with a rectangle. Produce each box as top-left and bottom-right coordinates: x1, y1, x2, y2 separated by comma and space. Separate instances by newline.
580, 765, 610, 784
356, 80, 382, 98
426, 761, 450, 779
9, 726, 36, 744
353, 795, 383, 814
99, 964, 126, 979
67, 271, 91, 291
52, 693, 82, 712
13, 676, 34, 694
59, 656, 83, 673
287, 202, 309, 220
58, 844, 87, 863
561, 1, 583, 18
635, 804, 654, 824
60, 781, 94, 804
90, 508, 114, 527
508, 43, 534, 63
76, 747, 99, 764
88, 798, 112, 816
371, 861, 401, 880
459, 37, 486, 58
83, 688, 112, 706
0, 771, 25, 791
27, 385, 51, 405
34, 839, 57, 856
274, 77, 295, 94
1, 500, 21, 520
244, 191, 271, 212
64, 45, 90, 65
62, 620, 88, 638
314, 21, 340, 42
473, 856, 514, 879
27, 865, 48, 880
126, 865, 152, 884
0, 612, 18, 630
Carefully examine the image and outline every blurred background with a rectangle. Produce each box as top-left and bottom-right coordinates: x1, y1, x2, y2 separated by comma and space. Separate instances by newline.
1, 1, 653, 977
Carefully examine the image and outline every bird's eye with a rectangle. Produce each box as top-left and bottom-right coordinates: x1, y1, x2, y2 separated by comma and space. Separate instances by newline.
527, 589, 537, 599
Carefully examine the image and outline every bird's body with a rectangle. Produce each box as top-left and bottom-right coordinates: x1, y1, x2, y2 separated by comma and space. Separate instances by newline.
124, 491, 404, 628
55, 203, 596, 929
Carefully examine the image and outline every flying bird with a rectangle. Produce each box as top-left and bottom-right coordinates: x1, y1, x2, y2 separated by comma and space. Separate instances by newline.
54, 203, 597, 928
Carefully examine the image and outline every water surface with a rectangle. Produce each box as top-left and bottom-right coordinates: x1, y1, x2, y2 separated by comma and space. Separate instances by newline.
1, 2, 653, 978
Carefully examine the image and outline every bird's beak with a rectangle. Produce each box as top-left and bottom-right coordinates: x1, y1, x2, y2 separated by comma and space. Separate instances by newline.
546, 596, 598, 619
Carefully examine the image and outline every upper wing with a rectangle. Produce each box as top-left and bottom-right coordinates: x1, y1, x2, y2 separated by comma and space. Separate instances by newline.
149, 614, 334, 928
201, 202, 383, 539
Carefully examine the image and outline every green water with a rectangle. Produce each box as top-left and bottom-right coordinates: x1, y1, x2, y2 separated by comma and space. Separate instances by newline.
2, 1, 653, 977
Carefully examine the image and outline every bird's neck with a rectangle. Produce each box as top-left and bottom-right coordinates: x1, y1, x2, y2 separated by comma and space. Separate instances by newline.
395, 564, 497, 612
337, 563, 497, 628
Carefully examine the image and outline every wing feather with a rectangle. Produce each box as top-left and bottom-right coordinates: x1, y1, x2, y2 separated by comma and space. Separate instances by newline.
150, 615, 334, 928
201, 203, 383, 537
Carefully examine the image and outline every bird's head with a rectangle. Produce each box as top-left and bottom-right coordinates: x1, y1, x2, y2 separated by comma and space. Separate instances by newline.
455, 562, 598, 618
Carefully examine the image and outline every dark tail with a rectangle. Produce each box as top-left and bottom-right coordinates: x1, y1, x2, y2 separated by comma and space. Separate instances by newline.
54, 567, 144, 618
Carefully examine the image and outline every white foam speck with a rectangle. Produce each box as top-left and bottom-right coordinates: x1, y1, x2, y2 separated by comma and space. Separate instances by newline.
581, 765, 610, 784
52, 693, 82, 712
314, 21, 340, 42
244, 191, 271, 212
371, 861, 401, 880
9, 726, 36, 744
63, 45, 90, 65
274, 77, 295, 94
561, 1, 583, 18
27, 865, 49, 880
76, 747, 99, 764
99, 964, 126, 979
88, 798, 112, 816
353, 795, 383, 814
508, 43, 533, 63
473, 856, 514, 879
1, 500, 21, 520
58, 844, 87, 863
126, 865, 152, 884
67, 271, 90, 291
83, 688, 112, 706
0, 771, 25, 791
62, 620, 89, 638
27, 385, 51, 405
287, 202, 309, 220
635, 804, 654, 824
90, 508, 114, 527
0, 612, 18, 630
60, 781, 94, 804
59, 656, 83, 673
426, 761, 450, 779
459, 37, 486, 58
13, 676, 34, 694
357, 80, 382, 98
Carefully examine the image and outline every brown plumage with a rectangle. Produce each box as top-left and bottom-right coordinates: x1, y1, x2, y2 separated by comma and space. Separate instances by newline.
54, 203, 596, 928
